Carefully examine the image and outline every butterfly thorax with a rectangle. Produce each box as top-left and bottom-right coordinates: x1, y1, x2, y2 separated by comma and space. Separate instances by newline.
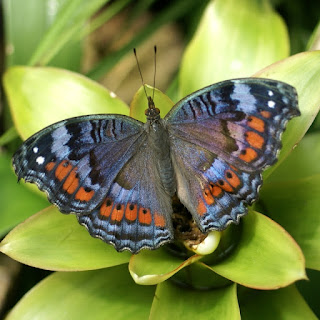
144, 96, 160, 122
145, 96, 176, 197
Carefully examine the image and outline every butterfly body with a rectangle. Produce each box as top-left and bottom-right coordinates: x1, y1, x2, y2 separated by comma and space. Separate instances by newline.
144, 106, 176, 197
12, 78, 300, 253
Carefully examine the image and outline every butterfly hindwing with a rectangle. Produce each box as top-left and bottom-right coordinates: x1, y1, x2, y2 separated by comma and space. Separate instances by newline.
170, 137, 262, 231
77, 137, 174, 252
166, 78, 299, 231
13, 114, 147, 214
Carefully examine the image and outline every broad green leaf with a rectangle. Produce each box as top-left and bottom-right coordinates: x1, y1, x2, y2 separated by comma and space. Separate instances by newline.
130, 85, 174, 122
180, 0, 289, 97
129, 248, 202, 285
4, 66, 129, 139
6, 265, 155, 320
208, 210, 306, 289
0, 207, 131, 271
261, 133, 320, 271
255, 51, 320, 177
262, 176, 320, 271
239, 285, 317, 320
149, 282, 240, 320
0, 153, 48, 235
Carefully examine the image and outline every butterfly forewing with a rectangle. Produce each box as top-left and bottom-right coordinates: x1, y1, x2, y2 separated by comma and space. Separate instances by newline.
13, 114, 146, 214
166, 78, 299, 232
13, 114, 174, 253
166, 78, 300, 172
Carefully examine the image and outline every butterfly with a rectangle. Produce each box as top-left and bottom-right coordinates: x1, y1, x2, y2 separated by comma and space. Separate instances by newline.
12, 78, 300, 253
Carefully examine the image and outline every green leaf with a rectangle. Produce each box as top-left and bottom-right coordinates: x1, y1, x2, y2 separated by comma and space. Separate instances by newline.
79, 0, 131, 39
129, 248, 202, 285
172, 261, 232, 290
6, 265, 155, 320
2, 0, 82, 70
208, 210, 306, 289
306, 19, 320, 51
179, 0, 289, 97
3, 66, 129, 139
149, 282, 240, 320
255, 51, 320, 177
0, 127, 18, 146
260, 133, 320, 271
0, 206, 131, 271
297, 269, 320, 316
239, 285, 317, 320
265, 132, 320, 182
0, 153, 48, 235
28, 0, 108, 66
130, 85, 174, 122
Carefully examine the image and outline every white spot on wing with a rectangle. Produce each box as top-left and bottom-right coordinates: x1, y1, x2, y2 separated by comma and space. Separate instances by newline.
268, 90, 274, 96
36, 156, 45, 165
268, 100, 276, 108
33, 147, 39, 153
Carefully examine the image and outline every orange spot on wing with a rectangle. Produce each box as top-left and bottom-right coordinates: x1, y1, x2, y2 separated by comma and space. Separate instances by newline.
154, 213, 166, 228
125, 203, 137, 221
55, 160, 73, 181
75, 187, 95, 202
225, 170, 241, 188
245, 131, 265, 149
197, 199, 207, 216
219, 180, 233, 192
240, 148, 258, 162
203, 187, 215, 205
260, 111, 271, 118
248, 116, 265, 132
63, 168, 79, 194
138, 207, 152, 225
111, 204, 125, 222
45, 161, 56, 171
100, 198, 113, 217
210, 183, 222, 197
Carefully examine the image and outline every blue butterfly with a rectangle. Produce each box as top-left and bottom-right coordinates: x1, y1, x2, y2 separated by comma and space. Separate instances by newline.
12, 78, 299, 253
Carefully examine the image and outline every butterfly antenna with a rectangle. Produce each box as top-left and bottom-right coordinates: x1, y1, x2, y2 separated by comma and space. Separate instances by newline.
153, 45, 157, 101
133, 48, 149, 100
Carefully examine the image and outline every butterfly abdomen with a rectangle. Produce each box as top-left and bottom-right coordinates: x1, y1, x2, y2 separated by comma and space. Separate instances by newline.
147, 119, 176, 196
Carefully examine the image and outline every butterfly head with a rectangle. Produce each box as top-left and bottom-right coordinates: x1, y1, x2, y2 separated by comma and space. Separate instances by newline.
145, 96, 160, 121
